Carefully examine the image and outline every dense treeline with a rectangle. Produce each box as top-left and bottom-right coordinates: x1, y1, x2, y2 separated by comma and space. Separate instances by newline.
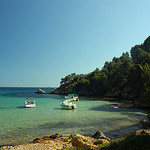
53, 36, 150, 102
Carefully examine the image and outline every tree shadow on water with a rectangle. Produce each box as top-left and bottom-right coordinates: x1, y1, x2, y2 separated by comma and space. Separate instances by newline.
90, 104, 144, 113
89, 104, 147, 119
0, 106, 25, 110
90, 104, 122, 112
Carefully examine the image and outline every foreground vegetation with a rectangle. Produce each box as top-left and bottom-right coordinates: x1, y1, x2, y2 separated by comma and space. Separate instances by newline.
97, 134, 150, 150
52, 36, 150, 105
64, 133, 150, 150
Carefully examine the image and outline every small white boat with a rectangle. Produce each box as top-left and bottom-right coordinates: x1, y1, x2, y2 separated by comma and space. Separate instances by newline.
65, 94, 79, 101
25, 97, 36, 108
60, 99, 77, 110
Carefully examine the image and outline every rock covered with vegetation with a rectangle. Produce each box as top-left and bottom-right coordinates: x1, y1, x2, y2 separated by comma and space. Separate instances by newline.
50, 36, 150, 103
98, 129, 150, 150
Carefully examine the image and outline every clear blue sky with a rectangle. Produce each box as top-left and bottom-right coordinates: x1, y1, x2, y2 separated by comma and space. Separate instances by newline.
0, 0, 150, 87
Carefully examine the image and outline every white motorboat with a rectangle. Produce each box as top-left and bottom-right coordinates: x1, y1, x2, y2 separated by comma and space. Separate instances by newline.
65, 94, 79, 101
25, 97, 36, 108
60, 99, 77, 110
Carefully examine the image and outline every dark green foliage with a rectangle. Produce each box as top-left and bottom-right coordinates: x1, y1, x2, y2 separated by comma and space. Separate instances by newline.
143, 36, 150, 52
58, 36, 150, 101
139, 63, 150, 104
64, 134, 150, 150
131, 45, 150, 65
97, 134, 150, 150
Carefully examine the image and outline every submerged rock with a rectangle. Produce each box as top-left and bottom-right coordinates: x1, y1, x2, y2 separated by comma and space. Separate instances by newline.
119, 105, 133, 108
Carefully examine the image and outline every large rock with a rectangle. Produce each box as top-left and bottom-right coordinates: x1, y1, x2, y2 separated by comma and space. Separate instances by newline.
135, 129, 150, 135
94, 139, 109, 145
92, 131, 110, 141
71, 133, 110, 149
31, 138, 44, 143
71, 134, 95, 150
35, 89, 47, 94
49, 132, 62, 139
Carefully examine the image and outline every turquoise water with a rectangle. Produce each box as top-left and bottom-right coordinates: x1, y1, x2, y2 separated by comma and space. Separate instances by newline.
0, 87, 147, 146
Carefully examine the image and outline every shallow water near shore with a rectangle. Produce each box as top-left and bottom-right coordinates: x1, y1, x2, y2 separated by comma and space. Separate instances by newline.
0, 87, 147, 146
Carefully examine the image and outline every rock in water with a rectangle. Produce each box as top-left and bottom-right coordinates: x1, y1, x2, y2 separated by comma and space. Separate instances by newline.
35, 88, 46, 94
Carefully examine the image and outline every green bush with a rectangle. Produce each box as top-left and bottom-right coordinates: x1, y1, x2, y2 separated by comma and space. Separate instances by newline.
97, 134, 150, 150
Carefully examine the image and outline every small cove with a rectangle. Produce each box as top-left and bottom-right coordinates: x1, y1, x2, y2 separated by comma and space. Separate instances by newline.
0, 87, 147, 146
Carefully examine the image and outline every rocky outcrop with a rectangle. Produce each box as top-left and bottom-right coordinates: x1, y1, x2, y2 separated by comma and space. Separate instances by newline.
2, 131, 110, 150
35, 89, 50, 94
49, 132, 62, 139
135, 129, 150, 135
92, 130, 110, 141
30, 132, 110, 150
71, 134, 95, 149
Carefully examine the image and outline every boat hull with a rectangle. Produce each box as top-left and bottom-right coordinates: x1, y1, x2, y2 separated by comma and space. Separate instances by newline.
60, 103, 76, 110
25, 100, 36, 108
25, 104, 36, 108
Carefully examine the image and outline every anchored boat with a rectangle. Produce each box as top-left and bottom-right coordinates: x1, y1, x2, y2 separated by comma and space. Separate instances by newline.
25, 97, 36, 108
60, 99, 77, 110
65, 94, 79, 101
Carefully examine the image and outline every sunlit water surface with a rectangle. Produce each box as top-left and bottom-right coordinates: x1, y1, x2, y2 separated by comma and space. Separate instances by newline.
0, 87, 147, 146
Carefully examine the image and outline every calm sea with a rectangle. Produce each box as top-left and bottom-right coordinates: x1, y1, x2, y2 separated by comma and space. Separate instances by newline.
0, 87, 147, 146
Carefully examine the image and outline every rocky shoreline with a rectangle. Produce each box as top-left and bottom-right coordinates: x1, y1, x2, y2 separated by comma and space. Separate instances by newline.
35, 88, 150, 110
35, 89, 51, 94
2, 129, 150, 150
1, 131, 110, 150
